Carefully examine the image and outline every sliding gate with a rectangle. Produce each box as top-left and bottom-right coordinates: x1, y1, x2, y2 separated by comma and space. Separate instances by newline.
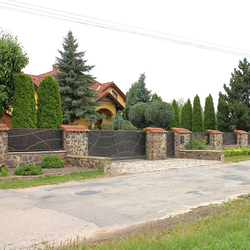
88, 130, 146, 160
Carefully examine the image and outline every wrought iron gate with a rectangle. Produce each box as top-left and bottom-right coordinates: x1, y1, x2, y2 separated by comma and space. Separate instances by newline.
88, 130, 146, 160
167, 131, 175, 157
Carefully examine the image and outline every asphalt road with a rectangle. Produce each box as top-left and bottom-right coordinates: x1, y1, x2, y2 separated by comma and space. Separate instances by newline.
1, 160, 250, 249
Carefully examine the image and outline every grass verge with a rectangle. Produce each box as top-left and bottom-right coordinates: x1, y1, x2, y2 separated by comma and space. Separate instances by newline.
225, 154, 250, 162
43, 195, 250, 250
0, 167, 104, 189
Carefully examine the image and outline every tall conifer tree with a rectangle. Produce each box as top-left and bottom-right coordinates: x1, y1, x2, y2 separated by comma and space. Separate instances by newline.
222, 58, 250, 131
11, 73, 37, 128
123, 73, 151, 119
217, 92, 231, 132
181, 99, 192, 131
192, 95, 203, 132
204, 94, 216, 130
169, 99, 180, 128
54, 31, 103, 124
37, 75, 63, 129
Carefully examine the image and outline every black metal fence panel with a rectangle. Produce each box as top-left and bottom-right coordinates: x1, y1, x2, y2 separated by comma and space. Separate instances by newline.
8, 129, 63, 152
191, 132, 210, 145
223, 132, 237, 145
167, 131, 175, 157
88, 130, 146, 159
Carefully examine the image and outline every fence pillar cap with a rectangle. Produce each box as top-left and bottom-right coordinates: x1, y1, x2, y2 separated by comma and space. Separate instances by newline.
0, 124, 10, 132
233, 130, 249, 135
145, 127, 168, 134
171, 127, 192, 134
206, 129, 224, 134
60, 125, 90, 133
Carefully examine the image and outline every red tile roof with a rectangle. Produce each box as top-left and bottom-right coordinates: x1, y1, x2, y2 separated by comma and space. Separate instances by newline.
145, 127, 168, 133
0, 124, 10, 132
206, 129, 224, 134
233, 130, 248, 135
60, 125, 90, 132
171, 127, 192, 134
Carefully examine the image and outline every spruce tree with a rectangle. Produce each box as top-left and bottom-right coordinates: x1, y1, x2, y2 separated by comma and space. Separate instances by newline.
181, 99, 192, 131
217, 92, 231, 132
37, 75, 63, 129
204, 94, 216, 130
169, 99, 180, 128
11, 73, 37, 128
192, 95, 203, 132
123, 73, 151, 119
222, 58, 250, 131
54, 31, 103, 124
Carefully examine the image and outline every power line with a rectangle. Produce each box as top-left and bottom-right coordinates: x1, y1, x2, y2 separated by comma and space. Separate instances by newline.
1, 0, 250, 57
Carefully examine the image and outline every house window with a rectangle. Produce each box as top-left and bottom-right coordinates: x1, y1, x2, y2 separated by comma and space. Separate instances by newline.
112, 91, 117, 99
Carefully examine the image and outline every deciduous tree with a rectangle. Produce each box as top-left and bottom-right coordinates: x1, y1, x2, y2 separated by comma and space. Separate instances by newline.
0, 29, 28, 118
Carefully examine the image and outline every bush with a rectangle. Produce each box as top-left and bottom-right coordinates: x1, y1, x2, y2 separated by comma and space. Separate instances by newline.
225, 148, 250, 157
187, 135, 207, 150
40, 155, 65, 169
0, 167, 9, 177
112, 111, 137, 130
14, 164, 43, 176
100, 122, 114, 130
129, 102, 149, 129
145, 101, 174, 128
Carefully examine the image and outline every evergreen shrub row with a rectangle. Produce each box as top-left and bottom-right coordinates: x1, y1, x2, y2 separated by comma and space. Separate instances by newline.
225, 148, 250, 157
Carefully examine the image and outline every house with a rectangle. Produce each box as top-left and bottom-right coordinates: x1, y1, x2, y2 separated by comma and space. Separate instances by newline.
1, 68, 127, 129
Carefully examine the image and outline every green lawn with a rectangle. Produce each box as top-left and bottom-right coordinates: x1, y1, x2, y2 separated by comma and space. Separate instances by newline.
225, 154, 250, 162
0, 167, 104, 189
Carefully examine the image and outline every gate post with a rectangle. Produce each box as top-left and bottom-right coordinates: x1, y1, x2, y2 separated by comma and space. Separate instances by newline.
0, 124, 9, 166
171, 127, 192, 158
206, 130, 224, 150
60, 125, 90, 156
234, 130, 248, 148
145, 127, 168, 160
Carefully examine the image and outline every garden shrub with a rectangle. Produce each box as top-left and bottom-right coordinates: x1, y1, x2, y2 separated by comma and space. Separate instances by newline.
225, 148, 250, 157
129, 102, 149, 129
187, 135, 207, 150
14, 164, 43, 176
40, 155, 65, 169
0, 167, 9, 177
100, 122, 114, 130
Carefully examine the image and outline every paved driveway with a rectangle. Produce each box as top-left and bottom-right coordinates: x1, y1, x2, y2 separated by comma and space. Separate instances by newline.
1, 159, 250, 249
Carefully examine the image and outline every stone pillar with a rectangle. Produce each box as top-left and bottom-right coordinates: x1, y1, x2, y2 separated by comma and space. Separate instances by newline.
0, 124, 9, 166
234, 130, 248, 148
145, 127, 168, 160
61, 125, 90, 156
206, 130, 224, 150
171, 128, 192, 157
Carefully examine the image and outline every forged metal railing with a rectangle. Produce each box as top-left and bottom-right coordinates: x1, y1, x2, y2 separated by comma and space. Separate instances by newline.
8, 129, 63, 152
88, 130, 146, 159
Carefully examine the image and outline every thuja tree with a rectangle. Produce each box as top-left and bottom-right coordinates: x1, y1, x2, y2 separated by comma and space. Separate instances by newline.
192, 95, 203, 132
222, 58, 250, 131
217, 92, 231, 132
0, 29, 29, 119
54, 31, 103, 124
123, 73, 151, 119
11, 73, 37, 128
181, 99, 192, 131
37, 75, 63, 129
204, 94, 216, 130
169, 99, 180, 129
129, 102, 149, 129
145, 101, 174, 128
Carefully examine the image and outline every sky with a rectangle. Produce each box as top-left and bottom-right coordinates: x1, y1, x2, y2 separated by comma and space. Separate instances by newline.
1, 0, 250, 109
